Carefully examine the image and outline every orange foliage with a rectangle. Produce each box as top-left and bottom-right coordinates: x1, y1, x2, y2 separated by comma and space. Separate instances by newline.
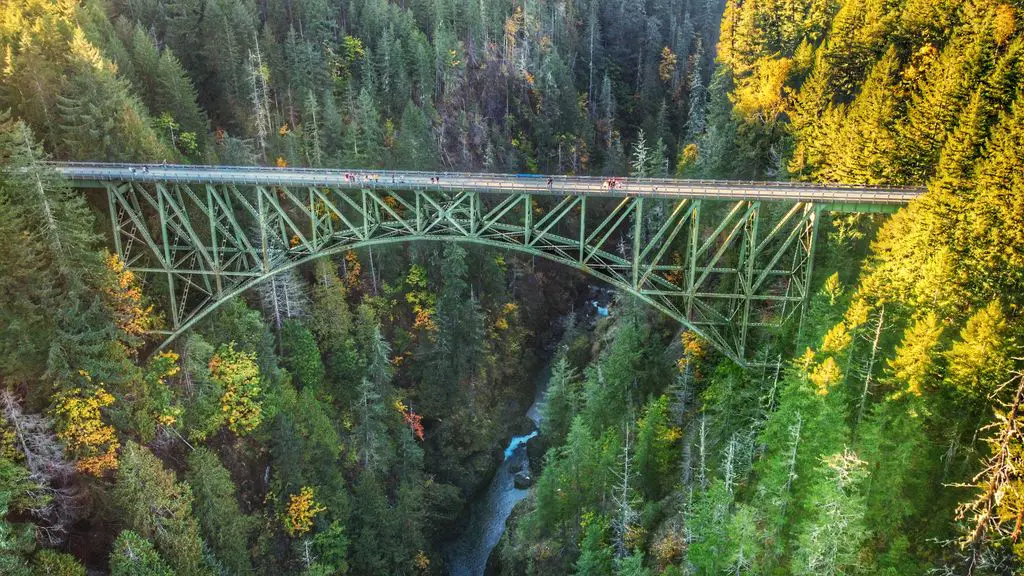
394, 400, 425, 441
677, 331, 707, 372
413, 308, 438, 332
344, 250, 362, 291
283, 486, 326, 537
276, 156, 288, 167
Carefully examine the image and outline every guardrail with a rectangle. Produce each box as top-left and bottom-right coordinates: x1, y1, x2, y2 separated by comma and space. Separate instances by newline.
47, 162, 925, 205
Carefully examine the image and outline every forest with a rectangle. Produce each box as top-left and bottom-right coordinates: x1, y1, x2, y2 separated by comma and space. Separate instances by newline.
1, 0, 1023, 575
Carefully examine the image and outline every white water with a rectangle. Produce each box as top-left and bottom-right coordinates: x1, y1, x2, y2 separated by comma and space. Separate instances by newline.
444, 364, 550, 575
504, 430, 538, 459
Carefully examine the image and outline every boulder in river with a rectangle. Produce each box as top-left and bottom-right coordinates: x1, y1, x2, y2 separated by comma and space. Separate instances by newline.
526, 432, 548, 472
513, 471, 533, 489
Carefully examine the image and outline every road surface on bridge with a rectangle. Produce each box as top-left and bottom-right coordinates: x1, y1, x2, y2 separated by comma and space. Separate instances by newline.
51, 162, 924, 205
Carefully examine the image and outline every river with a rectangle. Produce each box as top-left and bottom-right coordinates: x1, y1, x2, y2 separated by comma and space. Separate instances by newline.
443, 364, 549, 575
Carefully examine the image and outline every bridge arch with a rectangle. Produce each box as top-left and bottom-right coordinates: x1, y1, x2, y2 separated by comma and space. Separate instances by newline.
154, 235, 736, 362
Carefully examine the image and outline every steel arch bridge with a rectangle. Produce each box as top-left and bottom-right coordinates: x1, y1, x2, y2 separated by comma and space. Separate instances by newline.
55, 162, 923, 366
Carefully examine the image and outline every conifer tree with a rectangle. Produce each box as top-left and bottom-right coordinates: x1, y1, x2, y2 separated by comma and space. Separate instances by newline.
541, 358, 582, 444
109, 531, 173, 576
185, 448, 252, 574
113, 442, 208, 576
792, 450, 869, 576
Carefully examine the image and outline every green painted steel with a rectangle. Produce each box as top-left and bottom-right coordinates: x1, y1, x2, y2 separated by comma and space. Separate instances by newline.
58, 165, 920, 366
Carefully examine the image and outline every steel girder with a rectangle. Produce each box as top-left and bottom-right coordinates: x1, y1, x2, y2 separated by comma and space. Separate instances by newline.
101, 181, 820, 366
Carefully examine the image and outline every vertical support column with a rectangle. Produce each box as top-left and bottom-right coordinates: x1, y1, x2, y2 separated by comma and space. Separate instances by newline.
308, 188, 318, 249
796, 204, 820, 343
206, 186, 223, 297
415, 192, 422, 234
106, 185, 123, 258
469, 192, 477, 235
362, 189, 370, 240
578, 195, 587, 264
686, 199, 701, 320
738, 202, 761, 358
631, 197, 644, 289
524, 194, 533, 245
156, 184, 180, 329
257, 187, 270, 273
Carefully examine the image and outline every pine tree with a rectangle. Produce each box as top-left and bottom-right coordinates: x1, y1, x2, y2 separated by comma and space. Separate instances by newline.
281, 319, 326, 391
576, 514, 614, 575
248, 38, 272, 162
354, 377, 390, 473
541, 357, 582, 444
302, 90, 323, 167
791, 450, 869, 576
109, 531, 173, 576
611, 426, 639, 558
634, 396, 677, 500
112, 442, 208, 576
184, 448, 252, 574
394, 101, 437, 170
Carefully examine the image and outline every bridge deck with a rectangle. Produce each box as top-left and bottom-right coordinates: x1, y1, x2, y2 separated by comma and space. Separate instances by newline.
51, 162, 924, 205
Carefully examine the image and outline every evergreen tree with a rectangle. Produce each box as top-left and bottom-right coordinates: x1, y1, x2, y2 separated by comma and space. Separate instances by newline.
112, 442, 208, 576
791, 451, 869, 576
541, 357, 583, 444
185, 448, 253, 575
109, 531, 174, 576
281, 319, 326, 391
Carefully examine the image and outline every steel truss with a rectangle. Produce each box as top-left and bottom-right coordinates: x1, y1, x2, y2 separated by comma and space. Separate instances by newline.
93, 180, 837, 366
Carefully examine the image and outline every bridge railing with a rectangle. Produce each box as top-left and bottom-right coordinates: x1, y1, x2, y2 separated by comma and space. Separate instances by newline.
46, 161, 924, 204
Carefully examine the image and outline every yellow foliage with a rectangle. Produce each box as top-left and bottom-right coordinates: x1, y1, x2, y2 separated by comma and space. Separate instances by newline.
821, 322, 852, 354
823, 272, 843, 305
625, 524, 647, 551
494, 302, 518, 331
658, 426, 683, 443
143, 351, 182, 429
810, 357, 843, 396
659, 46, 677, 82
844, 298, 871, 329
52, 383, 120, 477
652, 530, 685, 567
104, 253, 157, 342
210, 344, 263, 435
732, 56, 794, 121
283, 486, 326, 537
69, 27, 109, 73
414, 550, 430, 571
676, 143, 698, 174
888, 312, 943, 398
276, 156, 288, 167
994, 4, 1016, 45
